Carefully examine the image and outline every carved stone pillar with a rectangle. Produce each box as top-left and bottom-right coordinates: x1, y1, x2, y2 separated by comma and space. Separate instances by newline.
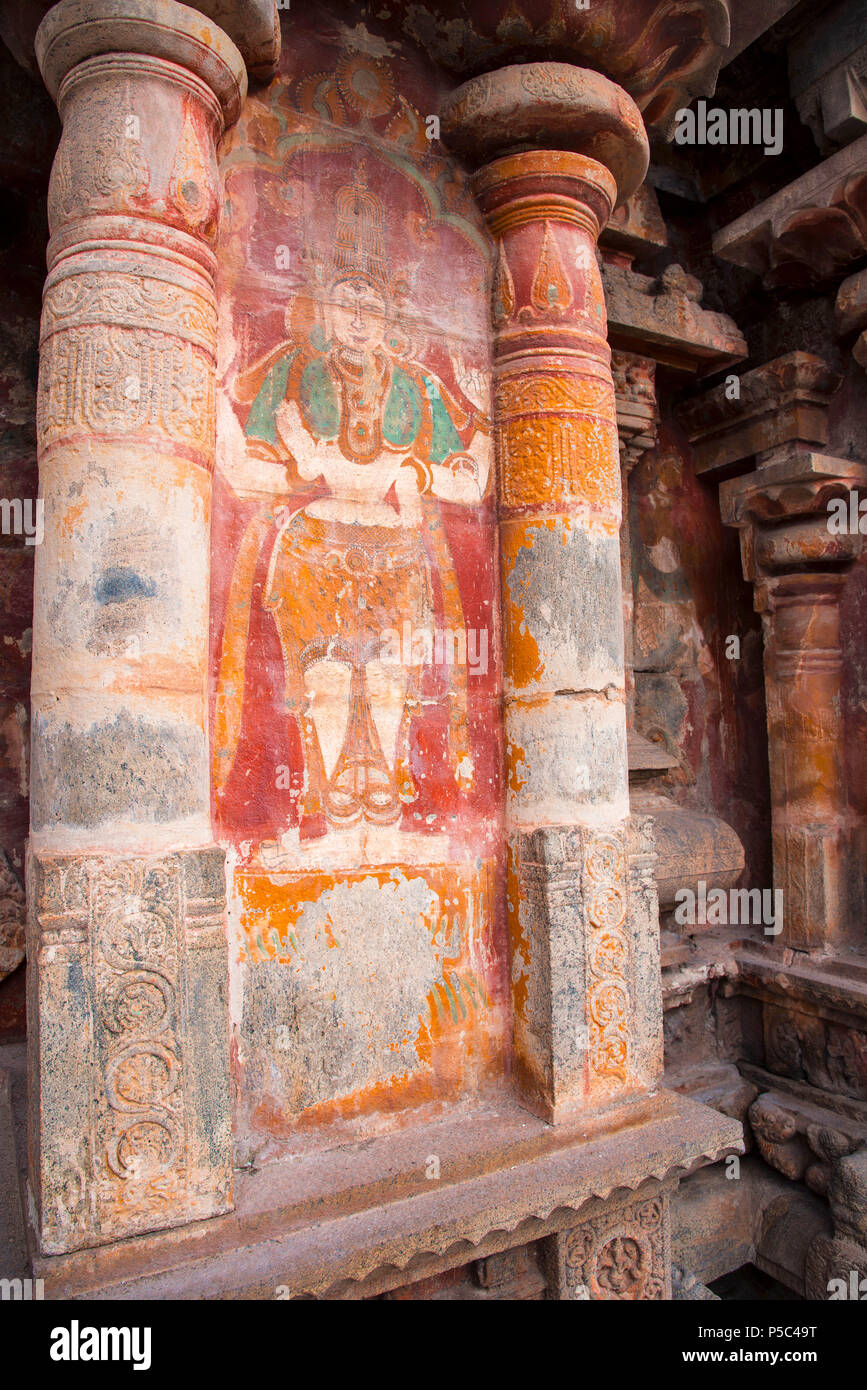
28, 0, 250, 1253
680, 354, 867, 951
721, 489, 860, 951
442, 65, 661, 1121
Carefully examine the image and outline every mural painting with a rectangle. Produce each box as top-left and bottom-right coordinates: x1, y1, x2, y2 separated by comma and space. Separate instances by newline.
211, 35, 509, 1147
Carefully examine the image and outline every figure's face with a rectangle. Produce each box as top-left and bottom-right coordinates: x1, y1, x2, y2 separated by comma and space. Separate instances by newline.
328, 277, 387, 353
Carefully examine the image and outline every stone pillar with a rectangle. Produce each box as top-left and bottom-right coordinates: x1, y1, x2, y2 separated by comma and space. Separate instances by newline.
680, 354, 867, 952
443, 65, 662, 1121
28, 0, 248, 1254
721, 483, 862, 951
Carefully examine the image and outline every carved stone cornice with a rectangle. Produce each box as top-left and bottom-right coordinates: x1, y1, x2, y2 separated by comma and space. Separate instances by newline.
679, 352, 842, 474
713, 133, 867, 288
788, 0, 867, 152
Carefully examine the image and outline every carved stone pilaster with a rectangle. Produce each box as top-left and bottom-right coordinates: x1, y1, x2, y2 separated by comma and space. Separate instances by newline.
721, 459, 866, 950
682, 354, 867, 950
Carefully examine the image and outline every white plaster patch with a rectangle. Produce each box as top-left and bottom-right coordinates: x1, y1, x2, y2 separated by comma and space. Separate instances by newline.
274, 874, 443, 1106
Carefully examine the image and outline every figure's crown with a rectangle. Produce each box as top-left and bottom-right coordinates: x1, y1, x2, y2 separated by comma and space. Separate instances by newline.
331, 160, 389, 293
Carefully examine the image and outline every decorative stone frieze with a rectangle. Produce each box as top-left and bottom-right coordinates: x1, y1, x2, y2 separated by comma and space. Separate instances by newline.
545, 1188, 672, 1300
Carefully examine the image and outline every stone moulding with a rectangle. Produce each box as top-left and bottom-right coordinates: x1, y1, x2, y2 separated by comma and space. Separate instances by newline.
29, 1089, 743, 1299
712, 132, 867, 287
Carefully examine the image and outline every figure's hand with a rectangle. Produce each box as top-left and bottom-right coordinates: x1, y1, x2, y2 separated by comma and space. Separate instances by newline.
449, 346, 490, 413
217, 392, 294, 500
430, 432, 492, 505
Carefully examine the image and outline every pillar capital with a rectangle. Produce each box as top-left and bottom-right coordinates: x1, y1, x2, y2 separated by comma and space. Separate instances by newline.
441, 62, 649, 208
36, 0, 247, 126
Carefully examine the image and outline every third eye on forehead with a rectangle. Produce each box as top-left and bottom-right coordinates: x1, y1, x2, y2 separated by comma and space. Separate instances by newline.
333, 281, 385, 314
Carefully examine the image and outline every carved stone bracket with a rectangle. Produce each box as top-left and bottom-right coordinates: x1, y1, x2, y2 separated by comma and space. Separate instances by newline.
713, 133, 867, 288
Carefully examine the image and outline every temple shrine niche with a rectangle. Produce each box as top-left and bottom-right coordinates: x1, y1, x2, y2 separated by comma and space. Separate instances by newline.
0, 0, 864, 1312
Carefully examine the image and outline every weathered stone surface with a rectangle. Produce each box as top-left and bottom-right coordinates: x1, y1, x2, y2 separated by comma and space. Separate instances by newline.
836, 265, 867, 369
510, 819, 662, 1121
442, 63, 649, 205
388, 0, 732, 138
633, 792, 745, 920
27, 1089, 742, 1298
602, 260, 747, 374
545, 1188, 672, 1300
788, 0, 867, 151
445, 79, 661, 1124
9, 0, 865, 1306
680, 352, 842, 474
713, 133, 867, 287
0, 850, 25, 983
27, 0, 246, 1253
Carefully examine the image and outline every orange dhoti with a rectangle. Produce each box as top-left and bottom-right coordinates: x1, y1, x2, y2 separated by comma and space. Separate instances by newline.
265, 510, 432, 827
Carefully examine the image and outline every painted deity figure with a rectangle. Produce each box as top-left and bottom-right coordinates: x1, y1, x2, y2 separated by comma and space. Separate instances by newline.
216, 162, 492, 840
